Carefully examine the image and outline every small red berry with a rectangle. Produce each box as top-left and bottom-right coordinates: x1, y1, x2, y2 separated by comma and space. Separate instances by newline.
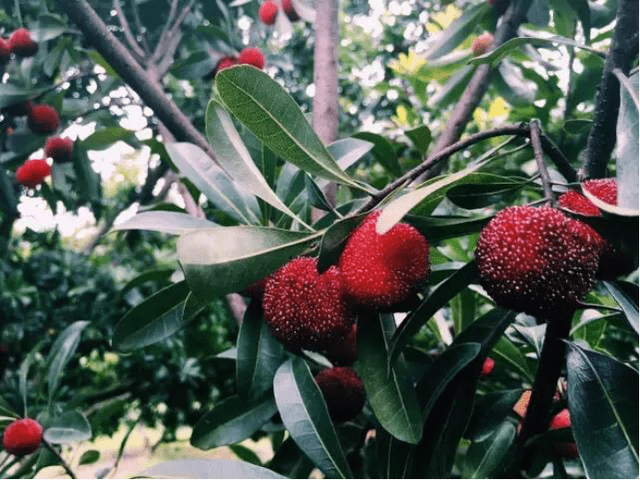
15, 159, 51, 188
44, 137, 74, 164
281, 0, 300, 21
472, 32, 494, 56
8, 28, 38, 58
325, 323, 358, 365
2, 100, 33, 117
238, 47, 265, 70
475, 206, 603, 319
315, 367, 365, 422
338, 211, 430, 310
259, 1, 279, 25
480, 357, 495, 377
216, 56, 237, 73
0, 38, 11, 64
262, 257, 354, 351
2, 418, 43, 456
27, 104, 60, 135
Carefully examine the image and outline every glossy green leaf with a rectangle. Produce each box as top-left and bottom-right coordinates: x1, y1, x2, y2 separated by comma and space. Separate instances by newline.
423, 3, 489, 59
615, 70, 639, 209
80, 127, 136, 151
177, 226, 320, 301
465, 389, 524, 442
47, 321, 89, 405
110, 211, 218, 235
316, 214, 368, 273
206, 99, 306, 225
216, 66, 360, 189
604, 281, 639, 334
352, 132, 400, 177
144, 459, 286, 479
304, 175, 333, 212
462, 421, 517, 478
0, 84, 38, 109
44, 410, 91, 444
273, 357, 352, 478
236, 301, 285, 401
354, 313, 423, 445
191, 396, 277, 450
567, 344, 639, 478
118, 268, 176, 298
326, 137, 374, 173
492, 336, 534, 382
388, 261, 479, 365
166, 142, 259, 224
113, 281, 206, 351
405, 214, 492, 241
496, 61, 537, 106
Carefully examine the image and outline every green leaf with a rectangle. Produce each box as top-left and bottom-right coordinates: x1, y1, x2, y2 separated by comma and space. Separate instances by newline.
326, 137, 374, 173
79, 450, 100, 465
527, 0, 550, 26
229, 444, 263, 466
375, 430, 415, 479
80, 127, 136, 151
491, 336, 534, 382
216, 66, 360, 189
165, 142, 259, 224
465, 389, 524, 441
273, 357, 352, 478
316, 214, 368, 273
0, 84, 39, 109
405, 125, 432, 156
427, 64, 476, 109
236, 301, 285, 401
118, 268, 176, 298
206, 100, 307, 226
304, 175, 334, 212
30, 13, 67, 42
352, 132, 400, 177
445, 174, 528, 210
44, 410, 91, 444
404, 214, 492, 241
113, 281, 205, 351
423, 3, 489, 59
143, 459, 286, 479
110, 211, 218, 235
177, 226, 320, 301
47, 321, 90, 405
191, 396, 278, 450
462, 421, 517, 478
604, 281, 639, 334
615, 70, 639, 209
171, 50, 217, 79
354, 313, 423, 445
567, 344, 639, 478
388, 262, 479, 365
567, 0, 591, 43
268, 437, 315, 478
563, 119, 592, 134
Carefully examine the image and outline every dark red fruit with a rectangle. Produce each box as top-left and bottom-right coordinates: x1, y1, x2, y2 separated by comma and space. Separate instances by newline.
2, 418, 43, 456
315, 367, 365, 422
216, 56, 237, 73
8, 28, 38, 57
259, 1, 279, 25
262, 257, 354, 351
472, 32, 494, 56
583, 178, 617, 205
241, 275, 270, 301
44, 136, 74, 164
281, 0, 300, 21
15, 159, 51, 188
27, 104, 60, 135
2, 100, 33, 117
238, 47, 265, 70
0, 38, 11, 64
475, 206, 603, 319
325, 323, 358, 365
481, 357, 495, 377
338, 211, 430, 310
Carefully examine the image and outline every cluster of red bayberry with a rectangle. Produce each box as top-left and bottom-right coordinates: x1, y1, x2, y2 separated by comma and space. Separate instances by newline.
211, 47, 267, 78
259, 0, 300, 25
1, 418, 44, 457
475, 179, 621, 320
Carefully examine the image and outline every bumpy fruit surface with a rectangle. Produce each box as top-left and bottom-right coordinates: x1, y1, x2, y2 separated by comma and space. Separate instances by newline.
238, 47, 265, 70
259, 1, 279, 25
2, 100, 33, 117
9, 28, 38, 57
339, 211, 430, 310
15, 159, 51, 188
27, 104, 60, 135
44, 137, 74, 163
472, 32, 494, 56
481, 357, 495, 377
262, 257, 353, 351
281, 0, 300, 21
475, 206, 602, 319
2, 418, 43, 456
325, 323, 358, 365
315, 367, 365, 422
0, 38, 11, 64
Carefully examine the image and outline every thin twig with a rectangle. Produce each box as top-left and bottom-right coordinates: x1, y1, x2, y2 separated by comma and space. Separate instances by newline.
128, 0, 151, 55
112, 0, 145, 61
152, 0, 195, 65
530, 120, 554, 205
42, 440, 76, 479
152, 0, 180, 63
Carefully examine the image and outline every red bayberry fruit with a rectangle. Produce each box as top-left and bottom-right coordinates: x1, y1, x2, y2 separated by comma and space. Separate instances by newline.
583, 178, 617, 205
475, 206, 603, 319
281, 0, 300, 21
325, 323, 358, 365
2, 100, 33, 117
262, 257, 354, 351
338, 211, 430, 310
15, 159, 51, 188
549, 409, 579, 458
8, 28, 38, 57
472, 32, 494, 56
44, 136, 74, 164
481, 357, 495, 377
238, 47, 265, 70
315, 367, 365, 422
216, 56, 237, 73
559, 190, 602, 216
0, 38, 11, 64
27, 104, 60, 135
259, 1, 279, 25
241, 275, 270, 301
2, 418, 43, 456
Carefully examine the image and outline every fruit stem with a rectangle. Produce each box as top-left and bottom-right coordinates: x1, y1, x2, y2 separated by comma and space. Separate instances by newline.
529, 119, 554, 206
42, 440, 77, 479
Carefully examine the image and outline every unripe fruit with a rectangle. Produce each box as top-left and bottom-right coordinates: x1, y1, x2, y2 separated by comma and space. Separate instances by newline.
238, 47, 266, 70
475, 206, 603, 319
262, 257, 354, 351
2, 418, 43, 456
15, 159, 51, 188
472, 32, 494, 56
27, 104, 60, 135
338, 211, 430, 310
480, 357, 495, 377
2, 100, 33, 117
259, 1, 279, 25
44, 136, 74, 164
315, 367, 365, 422
8, 28, 38, 57
0, 38, 11, 64
281, 0, 300, 21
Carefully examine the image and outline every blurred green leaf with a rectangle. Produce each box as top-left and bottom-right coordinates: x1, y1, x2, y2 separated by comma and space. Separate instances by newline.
405, 125, 432, 157
79, 450, 100, 465
604, 281, 639, 334
424, 3, 489, 59
615, 70, 639, 209
44, 410, 91, 444
144, 459, 286, 479
47, 321, 89, 405
80, 127, 136, 151
31, 13, 67, 42
352, 132, 400, 177
466, 389, 524, 441
110, 211, 218, 235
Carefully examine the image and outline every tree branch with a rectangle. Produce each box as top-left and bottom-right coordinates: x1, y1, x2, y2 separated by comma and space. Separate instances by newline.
152, 0, 196, 66
581, 0, 639, 180
530, 119, 554, 204
128, 0, 151, 55
152, 0, 180, 64
112, 0, 146, 62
